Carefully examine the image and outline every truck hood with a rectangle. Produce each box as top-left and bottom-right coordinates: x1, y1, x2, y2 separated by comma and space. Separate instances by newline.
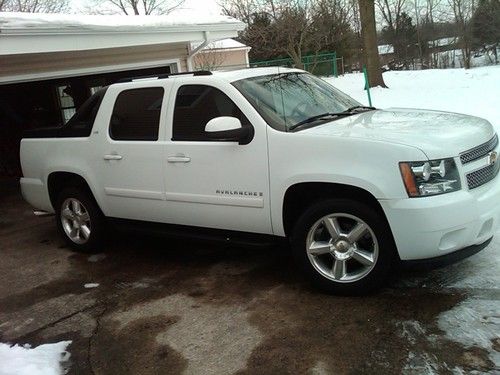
301, 108, 495, 160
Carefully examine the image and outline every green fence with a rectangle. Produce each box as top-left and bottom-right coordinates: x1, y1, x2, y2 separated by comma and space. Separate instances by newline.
250, 52, 338, 77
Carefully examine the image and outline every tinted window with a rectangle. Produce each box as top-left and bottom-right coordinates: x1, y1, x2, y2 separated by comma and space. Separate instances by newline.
64, 87, 107, 136
172, 85, 249, 141
110, 87, 164, 141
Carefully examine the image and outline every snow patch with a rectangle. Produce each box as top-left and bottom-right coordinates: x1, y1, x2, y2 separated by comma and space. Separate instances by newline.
87, 253, 106, 263
438, 298, 500, 368
0, 341, 71, 375
445, 238, 500, 290
83, 283, 99, 289
0, 11, 241, 31
115, 281, 150, 289
309, 360, 332, 375
326, 65, 500, 130
402, 351, 440, 375
396, 320, 427, 345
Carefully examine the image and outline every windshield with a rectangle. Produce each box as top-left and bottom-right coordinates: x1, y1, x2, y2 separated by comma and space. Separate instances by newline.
232, 72, 361, 132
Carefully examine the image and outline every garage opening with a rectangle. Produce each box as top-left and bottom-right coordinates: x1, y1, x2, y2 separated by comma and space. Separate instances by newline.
0, 65, 172, 177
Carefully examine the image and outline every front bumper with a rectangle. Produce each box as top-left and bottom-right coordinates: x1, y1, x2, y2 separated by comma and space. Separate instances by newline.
379, 177, 500, 261
401, 237, 492, 269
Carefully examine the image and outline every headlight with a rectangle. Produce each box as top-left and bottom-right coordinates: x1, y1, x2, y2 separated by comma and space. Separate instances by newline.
399, 158, 461, 197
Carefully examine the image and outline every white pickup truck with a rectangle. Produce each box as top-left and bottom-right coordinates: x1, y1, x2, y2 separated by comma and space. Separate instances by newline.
20, 67, 500, 294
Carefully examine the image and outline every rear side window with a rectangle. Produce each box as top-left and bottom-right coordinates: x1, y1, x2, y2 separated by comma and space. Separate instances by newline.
63, 87, 107, 136
110, 87, 164, 141
172, 85, 249, 141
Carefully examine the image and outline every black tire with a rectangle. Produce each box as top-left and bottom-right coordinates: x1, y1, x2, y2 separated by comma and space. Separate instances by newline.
55, 187, 105, 253
290, 198, 397, 295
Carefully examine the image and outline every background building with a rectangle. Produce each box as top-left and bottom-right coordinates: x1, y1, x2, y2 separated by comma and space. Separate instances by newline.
193, 39, 251, 71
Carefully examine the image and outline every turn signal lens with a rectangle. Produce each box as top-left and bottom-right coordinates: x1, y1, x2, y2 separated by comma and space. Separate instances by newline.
399, 163, 419, 197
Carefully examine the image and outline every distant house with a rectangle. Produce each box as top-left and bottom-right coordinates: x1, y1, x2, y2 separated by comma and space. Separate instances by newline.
427, 37, 459, 53
377, 44, 395, 65
0, 12, 244, 176
193, 39, 251, 70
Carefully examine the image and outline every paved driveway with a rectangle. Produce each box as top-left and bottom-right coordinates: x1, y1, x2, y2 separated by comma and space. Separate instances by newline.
1, 180, 499, 374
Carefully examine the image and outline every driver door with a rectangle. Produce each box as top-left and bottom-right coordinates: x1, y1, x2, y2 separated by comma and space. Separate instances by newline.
162, 82, 272, 234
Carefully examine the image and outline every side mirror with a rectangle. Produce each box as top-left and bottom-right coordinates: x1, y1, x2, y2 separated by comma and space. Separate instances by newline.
205, 116, 242, 132
204, 116, 253, 145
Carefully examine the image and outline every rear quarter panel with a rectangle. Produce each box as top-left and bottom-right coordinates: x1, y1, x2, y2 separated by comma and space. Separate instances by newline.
20, 137, 106, 213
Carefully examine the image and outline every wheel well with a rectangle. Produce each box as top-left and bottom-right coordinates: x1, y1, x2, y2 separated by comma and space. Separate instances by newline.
282, 182, 387, 236
47, 172, 96, 210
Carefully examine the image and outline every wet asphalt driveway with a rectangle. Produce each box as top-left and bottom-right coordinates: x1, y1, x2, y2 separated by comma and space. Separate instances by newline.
1, 180, 499, 374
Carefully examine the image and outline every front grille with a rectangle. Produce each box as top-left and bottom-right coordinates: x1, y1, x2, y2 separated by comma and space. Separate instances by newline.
466, 162, 500, 189
460, 134, 498, 164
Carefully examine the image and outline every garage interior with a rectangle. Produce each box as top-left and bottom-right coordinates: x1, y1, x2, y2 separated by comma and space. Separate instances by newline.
0, 66, 176, 176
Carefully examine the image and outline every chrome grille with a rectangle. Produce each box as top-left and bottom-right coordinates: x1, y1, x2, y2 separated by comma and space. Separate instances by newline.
460, 134, 498, 164
466, 162, 500, 189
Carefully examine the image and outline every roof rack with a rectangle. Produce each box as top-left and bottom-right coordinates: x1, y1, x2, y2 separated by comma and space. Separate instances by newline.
116, 70, 212, 83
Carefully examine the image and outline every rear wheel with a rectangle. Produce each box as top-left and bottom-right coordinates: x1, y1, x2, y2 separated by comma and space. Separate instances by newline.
55, 187, 105, 253
290, 199, 396, 295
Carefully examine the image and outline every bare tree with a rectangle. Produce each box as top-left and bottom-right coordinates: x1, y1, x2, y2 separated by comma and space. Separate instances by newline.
412, 0, 424, 65
222, 0, 318, 67
1, 0, 69, 12
274, 0, 318, 68
220, 0, 260, 24
423, 0, 442, 67
448, 0, 476, 68
223, 0, 357, 71
377, 0, 408, 30
193, 44, 226, 70
89, 0, 185, 15
359, 0, 387, 86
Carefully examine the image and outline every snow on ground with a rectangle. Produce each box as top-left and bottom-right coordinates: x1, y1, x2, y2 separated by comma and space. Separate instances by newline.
438, 298, 500, 369
395, 233, 500, 371
0, 341, 71, 375
394, 233, 500, 369
328, 65, 500, 371
326, 65, 500, 130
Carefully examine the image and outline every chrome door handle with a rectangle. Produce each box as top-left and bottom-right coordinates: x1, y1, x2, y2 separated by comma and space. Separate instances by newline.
103, 154, 122, 160
167, 155, 191, 163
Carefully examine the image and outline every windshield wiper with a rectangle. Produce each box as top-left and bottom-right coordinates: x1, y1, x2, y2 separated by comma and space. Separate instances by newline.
289, 112, 348, 131
344, 105, 376, 113
288, 106, 377, 132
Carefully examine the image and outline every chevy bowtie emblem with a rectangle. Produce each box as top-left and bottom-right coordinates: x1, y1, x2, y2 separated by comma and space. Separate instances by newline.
488, 151, 498, 165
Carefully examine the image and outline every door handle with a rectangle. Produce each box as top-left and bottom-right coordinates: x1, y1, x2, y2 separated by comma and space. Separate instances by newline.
167, 155, 191, 163
103, 154, 122, 160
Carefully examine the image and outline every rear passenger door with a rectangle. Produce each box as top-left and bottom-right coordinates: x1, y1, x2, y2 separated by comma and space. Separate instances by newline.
163, 82, 272, 234
95, 85, 168, 221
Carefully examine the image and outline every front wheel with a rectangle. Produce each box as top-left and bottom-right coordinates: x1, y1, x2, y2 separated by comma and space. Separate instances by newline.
290, 199, 396, 295
55, 187, 105, 253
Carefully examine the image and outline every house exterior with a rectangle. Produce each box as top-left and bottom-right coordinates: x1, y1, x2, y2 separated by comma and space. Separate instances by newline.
377, 44, 395, 66
193, 39, 251, 70
0, 12, 245, 176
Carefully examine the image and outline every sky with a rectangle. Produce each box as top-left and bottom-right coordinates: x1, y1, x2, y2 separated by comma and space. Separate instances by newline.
69, 0, 222, 15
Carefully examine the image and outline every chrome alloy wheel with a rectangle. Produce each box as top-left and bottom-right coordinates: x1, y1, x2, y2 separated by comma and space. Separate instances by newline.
60, 198, 91, 244
305, 213, 379, 283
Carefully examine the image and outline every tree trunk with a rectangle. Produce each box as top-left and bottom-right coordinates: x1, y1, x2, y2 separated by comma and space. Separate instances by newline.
359, 0, 387, 87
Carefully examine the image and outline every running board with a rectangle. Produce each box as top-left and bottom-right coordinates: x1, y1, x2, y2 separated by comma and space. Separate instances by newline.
108, 218, 282, 248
